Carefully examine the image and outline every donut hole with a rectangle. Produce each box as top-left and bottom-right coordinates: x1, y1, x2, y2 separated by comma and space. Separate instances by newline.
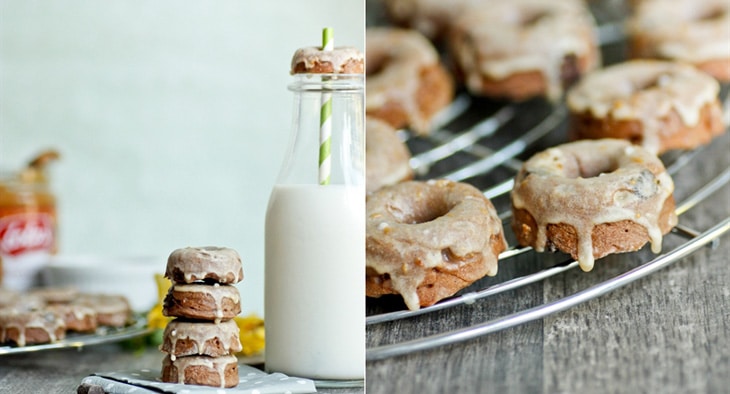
695, 6, 725, 22
366, 52, 392, 77
564, 154, 621, 179
389, 197, 451, 224
519, 10, 550, 27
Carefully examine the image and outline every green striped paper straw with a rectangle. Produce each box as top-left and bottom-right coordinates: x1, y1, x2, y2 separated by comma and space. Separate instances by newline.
319, 27, 333, 185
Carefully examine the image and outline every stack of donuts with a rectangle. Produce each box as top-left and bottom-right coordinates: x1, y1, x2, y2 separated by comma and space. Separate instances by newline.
365, 0, 728, 311
160, 246, 243, 388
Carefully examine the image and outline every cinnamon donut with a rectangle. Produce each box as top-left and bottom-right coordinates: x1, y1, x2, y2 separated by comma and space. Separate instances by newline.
366, 180, 507, 310
511, 139, 678, 272
448, 0, 600, 101
628, 0, 730, 82
382, 0, 485, 40
366, 116, 414, 193
73, 294, 132, 328
0, 307, 66, 346
567, 60, 725, 155
166, 246, 244, 285
366, 27, 454, 136
163, 284, 241, 323
45, 304, 97, 333
161, 354, 239, 388
160, 318, 242, 360
290, 46, 364, 74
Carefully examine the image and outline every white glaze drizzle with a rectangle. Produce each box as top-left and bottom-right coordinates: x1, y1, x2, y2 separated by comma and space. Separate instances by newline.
290, 46, 363, 74
162, 319, 242, 359
450, 0, 599, 100
167, 246, 244, 284
166, 354, 237, 388
629, 0, 730, 63
366, 27, 441, 134
366, 180, 506, 310
511, 139, 677, 271
171, 284, 240, 323
567, 60, 720, 154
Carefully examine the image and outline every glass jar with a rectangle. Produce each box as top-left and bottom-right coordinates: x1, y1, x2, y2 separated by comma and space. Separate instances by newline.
0, 167, 57, 290
264, 73, 365, 381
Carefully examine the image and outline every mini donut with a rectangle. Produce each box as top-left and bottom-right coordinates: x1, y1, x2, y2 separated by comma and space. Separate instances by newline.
45, 304, 98, 333
29, 286, 79, 304
382, 0, 484, 40
448, 0, 600, 101
290, 46, 364, 74
73, 294, 132, 327
366, 27, 454, 136
163, 284, 241, 323
567, 60, 725, 155
160, 318, 242, 359
161, 354, 239, 388
0, 307, 66, 346
366, 116, 414, 193
166, 246, 244, 285
366, 179, 507, 310
628, 0, 730, 82
511, 139, 678, 272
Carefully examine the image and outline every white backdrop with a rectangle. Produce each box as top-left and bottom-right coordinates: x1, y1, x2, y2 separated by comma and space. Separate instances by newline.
0, 0, 364, 316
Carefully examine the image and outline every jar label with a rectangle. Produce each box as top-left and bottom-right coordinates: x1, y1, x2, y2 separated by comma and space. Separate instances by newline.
0, 213, 55, 256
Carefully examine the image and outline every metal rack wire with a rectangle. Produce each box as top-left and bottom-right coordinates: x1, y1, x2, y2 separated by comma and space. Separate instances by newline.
365, 11, 730, 361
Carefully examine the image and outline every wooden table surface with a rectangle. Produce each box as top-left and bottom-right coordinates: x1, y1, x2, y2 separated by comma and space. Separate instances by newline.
365, 130, 730, 394
0, 343, 363, 393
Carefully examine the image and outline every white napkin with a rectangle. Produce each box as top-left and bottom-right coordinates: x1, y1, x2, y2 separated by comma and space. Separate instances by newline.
79, 364, 317, 394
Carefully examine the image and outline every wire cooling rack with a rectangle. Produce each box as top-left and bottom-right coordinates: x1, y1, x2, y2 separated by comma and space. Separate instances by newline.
365, 6, 730, 361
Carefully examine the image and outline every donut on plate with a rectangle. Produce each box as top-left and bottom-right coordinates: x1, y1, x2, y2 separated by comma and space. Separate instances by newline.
73, 294, 132, 328
366, 27, 454, 136
366, 116, 414, 193
366, 179, 507, 310
448, 0, 600, 101
0, 307, 66, 346
161, 354, 239, 388
511, 139, 678, 272
46, 304, 97, 333
166, 246, 244, 285
628, 0, 730, 82
567, 60, 725, 155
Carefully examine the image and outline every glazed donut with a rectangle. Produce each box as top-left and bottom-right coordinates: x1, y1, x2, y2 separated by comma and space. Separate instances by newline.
628, 0, 730, 82
0, 308, 66, 346
382, 0, 485, 40
166, 246, 244, 285
290, 46, 364, 74
448, 0, 600, 101
29, 286, 79, 304
73, 294, 132, 328
46, 304, 97, 333
567, 60, 725, 155
366, 116, 414, 193
366, 179, 507, 310
163, 284, 241, 323
366, 27, 454, 136
161, 354, 239, 388
511, 139, 678, 272
160, 318, 241, 360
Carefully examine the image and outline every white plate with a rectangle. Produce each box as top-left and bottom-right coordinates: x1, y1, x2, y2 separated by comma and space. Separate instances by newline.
0, 315, 151, 355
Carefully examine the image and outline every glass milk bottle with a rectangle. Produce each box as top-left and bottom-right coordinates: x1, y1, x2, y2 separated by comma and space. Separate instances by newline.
264, 72, 365, 380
